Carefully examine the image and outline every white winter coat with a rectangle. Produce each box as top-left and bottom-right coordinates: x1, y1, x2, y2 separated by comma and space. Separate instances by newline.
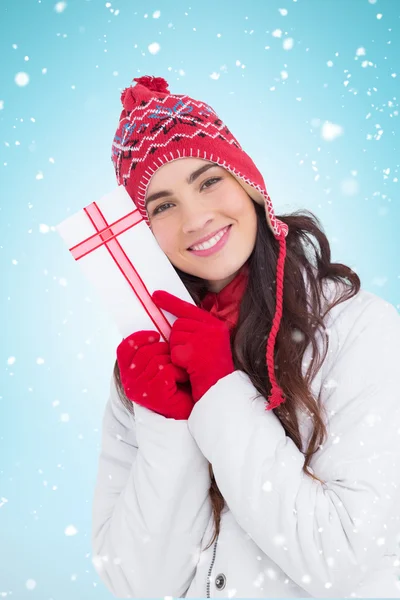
92, 279, 400, 598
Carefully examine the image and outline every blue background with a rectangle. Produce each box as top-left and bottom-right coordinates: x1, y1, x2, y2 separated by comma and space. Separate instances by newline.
0, 0, 399, 598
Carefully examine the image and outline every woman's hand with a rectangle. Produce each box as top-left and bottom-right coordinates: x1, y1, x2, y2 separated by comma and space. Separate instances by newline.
152, 291, 235, 403
116, 330, 194, 420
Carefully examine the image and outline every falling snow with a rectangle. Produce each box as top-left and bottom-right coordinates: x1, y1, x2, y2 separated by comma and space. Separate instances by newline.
14, 72, 29, 86
148, 42, 160, 55
65, 525, 78, 536
283, 38, 294, 50
321, 122, 344, 141
54, 2, 67, 13
262, 480, 273, 493
1, 1, 399, 597
25, 580, 37, 590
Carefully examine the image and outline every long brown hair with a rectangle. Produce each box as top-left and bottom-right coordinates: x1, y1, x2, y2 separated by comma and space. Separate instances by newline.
113, 201, 361, 549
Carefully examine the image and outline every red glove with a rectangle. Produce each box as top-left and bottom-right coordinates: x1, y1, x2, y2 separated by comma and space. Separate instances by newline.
116, 330, 194, 420
152, 291, 235, 403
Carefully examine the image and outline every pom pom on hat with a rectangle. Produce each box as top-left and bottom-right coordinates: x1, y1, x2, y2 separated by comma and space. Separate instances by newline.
133, 76, 170, 93
120, 76, 170, 111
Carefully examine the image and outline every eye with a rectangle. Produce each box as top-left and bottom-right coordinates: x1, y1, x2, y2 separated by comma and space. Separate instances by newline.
201, 177, 221, 190
152, 202, 175, 216
151, 177, 222, 216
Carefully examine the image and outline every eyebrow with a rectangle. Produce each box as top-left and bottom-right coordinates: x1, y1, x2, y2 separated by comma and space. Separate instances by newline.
145, 163, 218, 208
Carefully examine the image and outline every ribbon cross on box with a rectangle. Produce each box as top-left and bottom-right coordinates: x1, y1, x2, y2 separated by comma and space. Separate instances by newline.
56, 185, 195, 340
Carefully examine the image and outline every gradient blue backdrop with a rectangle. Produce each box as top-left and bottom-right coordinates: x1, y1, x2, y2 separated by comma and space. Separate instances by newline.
1, 0, 399, 598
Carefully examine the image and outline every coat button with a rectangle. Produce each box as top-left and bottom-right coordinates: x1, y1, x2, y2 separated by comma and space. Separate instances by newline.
215, 573, 226, 590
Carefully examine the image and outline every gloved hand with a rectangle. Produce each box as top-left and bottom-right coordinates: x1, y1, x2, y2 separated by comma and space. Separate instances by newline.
152, 291, 235, 403
116, 330, 194, 420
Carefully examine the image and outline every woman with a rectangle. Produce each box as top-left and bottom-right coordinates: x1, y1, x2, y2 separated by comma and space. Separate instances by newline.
91, 76, 400, 598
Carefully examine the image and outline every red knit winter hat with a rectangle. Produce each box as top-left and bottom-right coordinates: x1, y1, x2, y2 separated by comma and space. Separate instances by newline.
111, 75, 288, 410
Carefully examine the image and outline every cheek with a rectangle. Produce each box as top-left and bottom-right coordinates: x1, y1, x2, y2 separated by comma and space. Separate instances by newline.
151, 225, 178, 256
230, 196, 257, 229
237, 201, 258, 244
220, 185, 254, 217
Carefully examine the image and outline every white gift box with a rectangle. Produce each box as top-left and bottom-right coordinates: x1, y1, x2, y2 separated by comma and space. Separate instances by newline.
56, 185, 195, 340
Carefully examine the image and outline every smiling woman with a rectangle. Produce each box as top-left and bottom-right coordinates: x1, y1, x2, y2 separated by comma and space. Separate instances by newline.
91, 75, 400, 599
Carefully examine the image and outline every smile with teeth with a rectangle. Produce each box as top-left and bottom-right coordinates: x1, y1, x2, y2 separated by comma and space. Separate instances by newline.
189, 226, 230, 251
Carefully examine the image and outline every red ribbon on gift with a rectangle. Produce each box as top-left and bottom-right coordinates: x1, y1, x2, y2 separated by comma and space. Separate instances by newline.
69, 202, 171, 342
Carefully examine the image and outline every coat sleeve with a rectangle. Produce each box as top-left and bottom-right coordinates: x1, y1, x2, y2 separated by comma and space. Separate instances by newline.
91, 374, 212, 598
187, 293, 400, 598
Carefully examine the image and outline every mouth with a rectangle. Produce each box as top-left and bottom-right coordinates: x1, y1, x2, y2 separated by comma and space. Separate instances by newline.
188, 225, 232, 257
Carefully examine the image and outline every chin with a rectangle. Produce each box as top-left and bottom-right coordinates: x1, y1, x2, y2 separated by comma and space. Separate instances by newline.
195, 258, 248, 283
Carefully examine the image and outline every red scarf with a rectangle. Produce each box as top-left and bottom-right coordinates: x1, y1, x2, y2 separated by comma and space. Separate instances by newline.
200, 264, 249, 331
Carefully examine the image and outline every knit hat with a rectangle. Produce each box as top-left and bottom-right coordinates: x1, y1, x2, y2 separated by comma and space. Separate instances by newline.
111, 75, 288, 410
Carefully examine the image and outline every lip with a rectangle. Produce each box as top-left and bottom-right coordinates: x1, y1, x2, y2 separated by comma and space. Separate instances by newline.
188, 225, 229, 250
188, 225, 232, 257
187, 225, 232, 250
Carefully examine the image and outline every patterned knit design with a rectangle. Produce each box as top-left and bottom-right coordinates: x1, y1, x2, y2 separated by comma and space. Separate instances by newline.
111, 77, 288, 240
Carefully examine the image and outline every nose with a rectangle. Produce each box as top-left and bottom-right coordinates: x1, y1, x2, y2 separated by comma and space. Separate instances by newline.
181, 207, 216, 236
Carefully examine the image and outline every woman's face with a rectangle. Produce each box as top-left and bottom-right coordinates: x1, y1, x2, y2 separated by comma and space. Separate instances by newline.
146, 158, 258, 293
